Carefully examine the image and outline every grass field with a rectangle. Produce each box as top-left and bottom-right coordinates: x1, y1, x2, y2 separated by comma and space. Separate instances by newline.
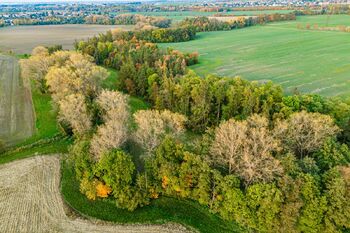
0, 55, 34, 145
0, 25, 133, 54
132, 10, 293, 22
161, 15, 350, 97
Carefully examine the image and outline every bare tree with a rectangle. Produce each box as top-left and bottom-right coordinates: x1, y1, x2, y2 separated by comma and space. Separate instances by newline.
96, 90, 129, 122
58, 94, 92, 136
275, 111, 340, 158
133, 110, 187, 155
31, 46, 49, 56
211, 114, 282, 185
20, 46, 53, 93
90, 90, 130, 160
45, 52, 108, 103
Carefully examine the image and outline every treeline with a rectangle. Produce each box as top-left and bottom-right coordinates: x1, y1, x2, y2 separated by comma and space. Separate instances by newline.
4, 12, 295, 31
10, 17, 85, 26
113, 26, 197, 43
2, 14, 171, 28
85, 14, 172, 28
297, 23, 350, 33
294, 5, 350, 16
22, 45, 350, 233
113, 14, 172, 28
179, 13, 296, 32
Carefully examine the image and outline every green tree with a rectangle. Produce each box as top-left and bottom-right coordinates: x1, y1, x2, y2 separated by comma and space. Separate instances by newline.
323, 167, 350, 232
277, 175, 303, 233
246, 183, 282, 232
96, 150, 147, 211
313, 139, 350, 171
298, 174, 327, 233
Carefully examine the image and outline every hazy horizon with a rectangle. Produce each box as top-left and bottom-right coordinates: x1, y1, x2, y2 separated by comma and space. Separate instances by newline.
1, 0, 151, 3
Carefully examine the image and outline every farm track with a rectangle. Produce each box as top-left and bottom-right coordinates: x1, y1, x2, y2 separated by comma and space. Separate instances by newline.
0, 55, 34, 144
0, 156, 190, 233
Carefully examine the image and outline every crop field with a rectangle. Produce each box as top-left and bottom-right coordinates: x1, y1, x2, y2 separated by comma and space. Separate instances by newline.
0, 156, 190, 233
0, 25, 133, 54
162, 15, 350, 97
0, 55, 34, 145
132, 10, 293, 21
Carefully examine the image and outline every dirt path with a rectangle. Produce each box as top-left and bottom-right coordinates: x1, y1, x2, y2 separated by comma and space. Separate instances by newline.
0, 156, 190, 233
0, 55, 34, 145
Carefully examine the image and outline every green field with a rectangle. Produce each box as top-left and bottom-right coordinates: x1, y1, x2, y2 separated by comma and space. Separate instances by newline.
162, 15, 350, 97
132, 10, 293, 21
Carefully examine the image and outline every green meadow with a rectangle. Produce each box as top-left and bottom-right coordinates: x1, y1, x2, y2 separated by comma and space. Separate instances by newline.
162, 15, 350, 97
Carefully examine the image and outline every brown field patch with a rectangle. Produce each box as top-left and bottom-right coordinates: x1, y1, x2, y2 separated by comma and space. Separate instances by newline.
0, 24, 133, 54
0, 55, 34, 145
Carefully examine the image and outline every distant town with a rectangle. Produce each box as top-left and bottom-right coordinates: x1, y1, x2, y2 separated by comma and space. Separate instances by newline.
1, 0, 349, 27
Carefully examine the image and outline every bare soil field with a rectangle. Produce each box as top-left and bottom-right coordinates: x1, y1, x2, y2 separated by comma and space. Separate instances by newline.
0, 55, 34, 144
0, 25, 133, 54
0, 155, 190, 233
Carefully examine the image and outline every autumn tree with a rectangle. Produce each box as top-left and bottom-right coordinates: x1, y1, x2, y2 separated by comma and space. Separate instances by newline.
211, 114, 282, 185
90, 90, 130, 160
20, 46, 52, 93
58, 93, 92, 136
149, 137, 212, 201
275, 111, 340, 158
45, 52, 108, 103
133, 110, 187, 155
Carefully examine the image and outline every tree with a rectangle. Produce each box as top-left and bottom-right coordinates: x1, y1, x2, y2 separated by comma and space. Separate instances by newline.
58, 94, 92, 136
90, 90, 130, 160
217, 175, 252, 228
211, 114, 282, 185
133, 110, 187, 155
313, 139, 350, 171
297, 174, 327, 233
246, 183, 283, 232
95, 89, 129, 121
70, 139, 94, 181
323, 167, 350, 232
150, 137, 212, 201
20, 46, 52, 93
277, 175, 304, 233
45, 52, 108, 103
31, 46, 49, 56
95, 150, 147, 211
275, 111, 340, 158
